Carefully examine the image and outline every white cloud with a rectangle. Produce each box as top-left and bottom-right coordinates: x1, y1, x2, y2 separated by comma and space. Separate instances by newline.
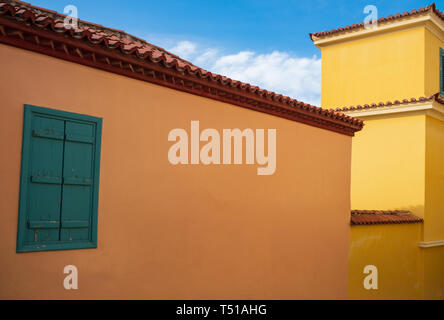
214, 51, 255, 67
169, 41, 197, 60
168, 41, 321, 106
194, 48, 219, 66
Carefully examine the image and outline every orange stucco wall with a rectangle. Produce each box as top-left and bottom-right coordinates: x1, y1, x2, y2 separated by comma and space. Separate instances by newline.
0, 43, 352, 299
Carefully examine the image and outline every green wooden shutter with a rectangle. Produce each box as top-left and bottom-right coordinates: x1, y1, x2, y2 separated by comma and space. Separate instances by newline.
441, 48, 444, 97
17, 105, 102, 252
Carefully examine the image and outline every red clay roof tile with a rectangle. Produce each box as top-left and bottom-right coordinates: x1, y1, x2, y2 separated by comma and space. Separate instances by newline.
333, 93, 444, 112
0, 0, 364, 135
351, 210, 423, 225
310, 3, 443, 41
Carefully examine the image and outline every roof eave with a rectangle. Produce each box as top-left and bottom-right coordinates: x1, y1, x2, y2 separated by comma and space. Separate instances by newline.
0, 1, 364, 136
311, 10, 443, 48
339, 94, 444, 122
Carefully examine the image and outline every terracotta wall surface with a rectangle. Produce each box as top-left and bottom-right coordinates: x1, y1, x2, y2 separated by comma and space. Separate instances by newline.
0, 43, 352, 299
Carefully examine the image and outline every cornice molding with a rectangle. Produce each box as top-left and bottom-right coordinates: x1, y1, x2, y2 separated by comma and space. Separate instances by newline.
419, 240, 444, 248
313, 12, 443, 47
310, 3, 444, 46
313, 15, 426, 47
341, 101, 444, 123
426, 12, 444, 42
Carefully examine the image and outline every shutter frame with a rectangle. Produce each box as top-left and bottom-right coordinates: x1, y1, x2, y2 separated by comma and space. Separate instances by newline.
17, 105, 102, 252
441, 48, 444, 97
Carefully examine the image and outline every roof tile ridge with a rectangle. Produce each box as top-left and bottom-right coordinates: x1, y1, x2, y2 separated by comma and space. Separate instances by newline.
0, 0, 365, 133
310, 3, 440, 41
335, 95, 436, 112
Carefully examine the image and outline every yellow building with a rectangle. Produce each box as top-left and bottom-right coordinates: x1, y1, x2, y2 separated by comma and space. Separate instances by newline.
312, 3, 444, 299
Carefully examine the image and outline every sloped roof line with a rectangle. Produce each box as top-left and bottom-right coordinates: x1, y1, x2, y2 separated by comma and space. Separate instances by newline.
333, 93, 443, 112
0, 0, 364, 135
310, 3, 443, 41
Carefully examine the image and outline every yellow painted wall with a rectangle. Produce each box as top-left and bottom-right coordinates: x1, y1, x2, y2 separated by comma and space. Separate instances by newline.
347, 112, 432, 299
423, 247, 444, 299
320, 27, 426, 109
424, 28, 443, 97
346, 111, 444, 300
425, 116, 444, 240
347, 113, 444, 300
349, 114, 426, 218
319, 14, 444, 300
348, 223, 422, 299
423, 115, 444, 299
0, 43, 353, 299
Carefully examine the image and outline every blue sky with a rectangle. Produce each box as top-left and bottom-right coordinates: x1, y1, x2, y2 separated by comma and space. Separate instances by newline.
29, 0, 437, 105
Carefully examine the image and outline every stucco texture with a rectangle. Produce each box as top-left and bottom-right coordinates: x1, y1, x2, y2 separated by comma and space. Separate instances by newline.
0, 43, 353, 299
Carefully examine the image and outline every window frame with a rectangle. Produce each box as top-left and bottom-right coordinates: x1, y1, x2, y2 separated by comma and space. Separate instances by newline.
441, 48, 444, 97
17, 105, 102, 253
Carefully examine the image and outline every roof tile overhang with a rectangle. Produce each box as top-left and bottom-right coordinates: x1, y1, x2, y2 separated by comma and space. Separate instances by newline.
335, 94, 443, 112
335, 93, 444, 121
351, 210, 423, 225
310, 3, 444, 45
0, 0, 363, 136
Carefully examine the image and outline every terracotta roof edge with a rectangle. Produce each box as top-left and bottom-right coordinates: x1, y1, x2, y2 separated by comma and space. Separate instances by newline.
350, 209, 423, 225
310, 3, 442, 41
334, 94, 441, 112
0, 0, 364, 136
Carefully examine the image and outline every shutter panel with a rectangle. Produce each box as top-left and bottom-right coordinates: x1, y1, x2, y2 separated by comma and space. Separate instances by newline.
60, 121, 95, 242
27, 115, 64, 244
441, 49, 444, 96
